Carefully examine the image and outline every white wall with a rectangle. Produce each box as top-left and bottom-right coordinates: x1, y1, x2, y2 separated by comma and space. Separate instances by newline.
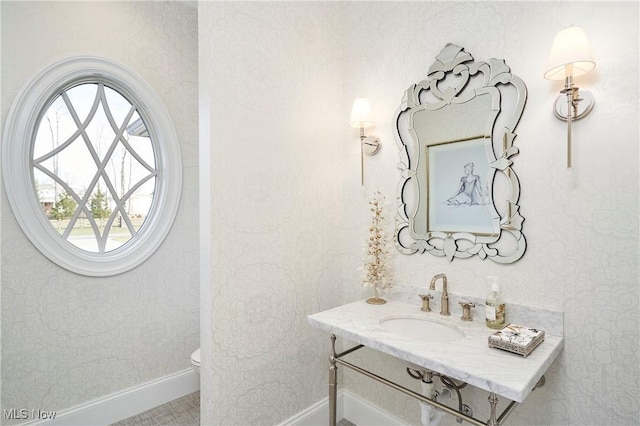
200, 2, 365, 423
0, 1, 199, 421
201, 1, 638, 425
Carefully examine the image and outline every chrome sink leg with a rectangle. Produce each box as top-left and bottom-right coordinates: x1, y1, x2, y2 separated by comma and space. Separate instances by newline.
329, 334, 338, 426
488, 392, 499, 426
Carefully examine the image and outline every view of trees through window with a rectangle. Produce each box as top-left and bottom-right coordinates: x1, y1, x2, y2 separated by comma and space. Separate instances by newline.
33, 82, 157, 253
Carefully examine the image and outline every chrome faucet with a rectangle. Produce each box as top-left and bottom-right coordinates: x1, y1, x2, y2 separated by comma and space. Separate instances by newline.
429, 273, 450, 316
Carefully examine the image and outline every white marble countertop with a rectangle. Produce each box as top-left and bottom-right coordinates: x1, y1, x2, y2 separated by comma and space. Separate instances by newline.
307, 299, 564, 403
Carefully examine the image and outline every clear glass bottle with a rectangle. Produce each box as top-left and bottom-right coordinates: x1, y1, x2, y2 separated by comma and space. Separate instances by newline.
485, 277, 505, 329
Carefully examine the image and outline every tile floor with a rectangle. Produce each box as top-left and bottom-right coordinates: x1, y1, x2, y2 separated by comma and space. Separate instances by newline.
110, 392, 356, 425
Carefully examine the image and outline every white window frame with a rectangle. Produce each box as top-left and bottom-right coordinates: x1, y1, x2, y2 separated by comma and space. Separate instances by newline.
2, 56, 182, 276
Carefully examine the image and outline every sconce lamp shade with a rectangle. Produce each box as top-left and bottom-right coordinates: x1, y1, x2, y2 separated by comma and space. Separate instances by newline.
544, 26, 596, 80
350, 98, 375, 129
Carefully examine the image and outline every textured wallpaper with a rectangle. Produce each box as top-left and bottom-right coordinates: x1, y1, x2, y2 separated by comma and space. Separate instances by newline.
201, 2, 365, 423
1, 1, 199, 422
202, 1, 638, 426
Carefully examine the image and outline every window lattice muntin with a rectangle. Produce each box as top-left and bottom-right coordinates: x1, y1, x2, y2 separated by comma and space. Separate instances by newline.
33, 82, 157, 253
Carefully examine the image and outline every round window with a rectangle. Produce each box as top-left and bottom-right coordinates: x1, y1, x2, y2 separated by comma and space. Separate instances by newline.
2, 57, 182, 276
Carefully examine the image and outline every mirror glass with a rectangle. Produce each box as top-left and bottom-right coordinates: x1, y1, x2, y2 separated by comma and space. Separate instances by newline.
394, 44, 527, 263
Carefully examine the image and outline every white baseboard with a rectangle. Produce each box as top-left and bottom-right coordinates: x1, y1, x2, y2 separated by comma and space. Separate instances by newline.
342, 391, 410, 426
277, 390, 344, 426
20, 368, 199, 426
19, 372, 403, 426
279, 389, 409, 426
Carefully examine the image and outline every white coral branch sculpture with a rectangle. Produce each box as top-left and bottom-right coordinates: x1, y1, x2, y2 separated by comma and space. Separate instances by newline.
363, 191, 392, 303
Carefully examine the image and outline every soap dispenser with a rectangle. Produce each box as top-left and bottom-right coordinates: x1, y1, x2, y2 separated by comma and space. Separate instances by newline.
485, 277, 505, 329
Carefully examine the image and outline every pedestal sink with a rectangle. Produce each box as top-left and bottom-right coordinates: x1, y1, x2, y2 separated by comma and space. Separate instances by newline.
380, 315, 465, 343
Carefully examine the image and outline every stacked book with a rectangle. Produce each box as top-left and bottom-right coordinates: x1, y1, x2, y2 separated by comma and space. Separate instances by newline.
488, 324, 545, 357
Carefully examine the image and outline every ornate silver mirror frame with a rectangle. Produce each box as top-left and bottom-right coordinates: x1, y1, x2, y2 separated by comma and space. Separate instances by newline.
394, 44, 527, 263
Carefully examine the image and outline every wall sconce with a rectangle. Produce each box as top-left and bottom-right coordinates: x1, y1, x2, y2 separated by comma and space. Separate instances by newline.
544, 26, 596, 170
349, 98, 381, 185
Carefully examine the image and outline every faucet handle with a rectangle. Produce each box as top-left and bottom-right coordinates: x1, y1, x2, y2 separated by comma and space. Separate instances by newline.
459, 301, 476, 321
418, 294, 433, 312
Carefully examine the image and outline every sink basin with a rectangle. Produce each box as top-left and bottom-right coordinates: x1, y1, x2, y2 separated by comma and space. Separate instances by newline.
380, 316, 465, 343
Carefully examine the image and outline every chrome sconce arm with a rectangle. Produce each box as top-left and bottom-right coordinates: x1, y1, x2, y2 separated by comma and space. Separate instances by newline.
556, 74, 594, 169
